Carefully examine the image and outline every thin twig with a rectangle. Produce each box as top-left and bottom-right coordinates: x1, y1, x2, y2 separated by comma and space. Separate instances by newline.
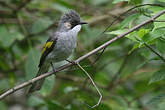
144, 43, 165, 62
92, 47, 106, 65
0, 9, 164, 100
102, 3, 165, 34
76, 62, 102, 108
154, 20, 165, 22
92, 3, 165, 64
135, 37, 165, 63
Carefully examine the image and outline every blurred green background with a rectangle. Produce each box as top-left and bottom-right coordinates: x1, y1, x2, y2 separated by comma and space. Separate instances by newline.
0, 0, 165, 110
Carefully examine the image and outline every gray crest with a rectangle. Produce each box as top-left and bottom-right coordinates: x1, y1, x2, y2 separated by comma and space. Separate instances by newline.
60, 10, 80, 23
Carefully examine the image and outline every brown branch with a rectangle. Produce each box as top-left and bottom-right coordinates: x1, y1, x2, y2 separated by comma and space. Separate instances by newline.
89, 3, 165, 65
102, 3, 165, 34
0, 9, 165, 100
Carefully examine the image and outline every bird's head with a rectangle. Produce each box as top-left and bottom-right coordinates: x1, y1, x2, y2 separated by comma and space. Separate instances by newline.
58, 10, 87, 32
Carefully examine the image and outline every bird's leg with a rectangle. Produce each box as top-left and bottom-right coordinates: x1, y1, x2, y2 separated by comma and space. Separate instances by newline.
50, 62, 56, 73
65, 59, 76, 65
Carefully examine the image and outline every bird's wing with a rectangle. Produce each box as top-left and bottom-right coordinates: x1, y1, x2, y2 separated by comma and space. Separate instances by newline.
38, 35, 58, 67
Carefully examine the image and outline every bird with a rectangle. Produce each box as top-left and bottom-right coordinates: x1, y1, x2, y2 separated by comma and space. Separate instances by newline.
27, 10, 87, 94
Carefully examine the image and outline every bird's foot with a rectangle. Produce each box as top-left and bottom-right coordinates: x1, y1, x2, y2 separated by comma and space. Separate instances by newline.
66, 59, 77, 65
50, 62, 56, 73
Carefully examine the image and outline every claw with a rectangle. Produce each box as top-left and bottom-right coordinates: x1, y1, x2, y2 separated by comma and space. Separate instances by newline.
50, 62, 56, 73
66, 59, 77, 65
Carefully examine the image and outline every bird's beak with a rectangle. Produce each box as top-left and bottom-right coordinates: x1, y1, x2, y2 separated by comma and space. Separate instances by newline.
79, 21, 88, 25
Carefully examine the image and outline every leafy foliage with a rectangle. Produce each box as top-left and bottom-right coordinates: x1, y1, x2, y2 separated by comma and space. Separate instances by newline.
0, 0, 165, 110
149, 69, 165, 84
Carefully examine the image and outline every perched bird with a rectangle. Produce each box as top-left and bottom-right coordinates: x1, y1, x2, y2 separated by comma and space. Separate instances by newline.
27, 10, 87, 93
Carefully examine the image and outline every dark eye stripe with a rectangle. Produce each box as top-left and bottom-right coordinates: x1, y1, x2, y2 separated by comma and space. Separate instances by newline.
71, 21, 79, 29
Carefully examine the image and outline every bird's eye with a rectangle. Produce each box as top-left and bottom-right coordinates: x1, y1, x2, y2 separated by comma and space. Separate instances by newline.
65, 22, 71, 29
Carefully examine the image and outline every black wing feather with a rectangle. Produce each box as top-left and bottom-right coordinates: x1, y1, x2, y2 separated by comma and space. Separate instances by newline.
38, 37, 57, 67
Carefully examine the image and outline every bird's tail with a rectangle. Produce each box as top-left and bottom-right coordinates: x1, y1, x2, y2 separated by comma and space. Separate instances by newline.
26, 64, 49, 94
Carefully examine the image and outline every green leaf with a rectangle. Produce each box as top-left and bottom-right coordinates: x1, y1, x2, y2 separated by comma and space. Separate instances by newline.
154, 27, 165, 37
147, 93, 165, 105
136, 60, 149, 70
25, 49, 40, 80
0, 26, 24, 47
158, 0, 165, 2
149, 7, 165, 14
129, 0, 142, 4
52, 4, 69, 13
50, 0, 72, 13
28, 96, 45, 107
149, 28, 165, 40
136, 57, 158, 70
64, 86, 78, 94
0, 101, 8, 110
156, 38, 165, 54
97, 103, 112, 110
46, 100, 66, 110
154, 14, 165, 30
41, 75, 55, 96
0, 79, 10, 90
12, 44, 23, 59
120, 13, 140, 28
31, 18, 53, 34
136, 28, 165, 43
128, 43, 139, 54
106, 29, 128, 35
149, 69, 165, 84
125, 31, 138, 42
113, 0, 128, 4
95, 71, 110, 85
140, 49, 151, 59
90, 0, 109, 5
39, 106, 48, 110
82, 26, 104, 45
138, 29, 150, 39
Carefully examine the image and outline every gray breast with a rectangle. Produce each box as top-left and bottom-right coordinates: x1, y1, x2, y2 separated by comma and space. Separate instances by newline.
47, 31, 77, 62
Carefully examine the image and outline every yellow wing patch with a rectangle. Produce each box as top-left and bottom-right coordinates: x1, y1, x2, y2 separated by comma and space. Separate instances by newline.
41, 41, 54, 55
